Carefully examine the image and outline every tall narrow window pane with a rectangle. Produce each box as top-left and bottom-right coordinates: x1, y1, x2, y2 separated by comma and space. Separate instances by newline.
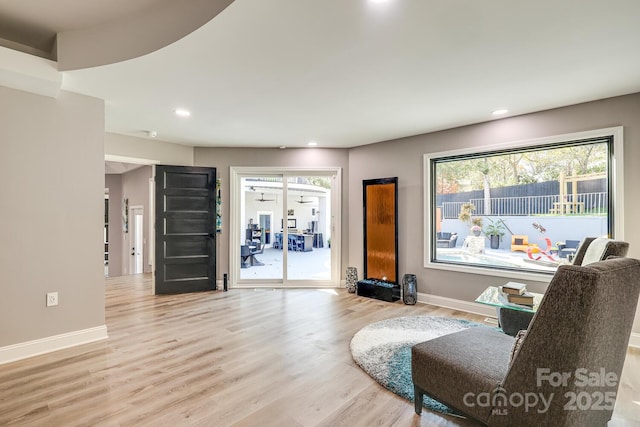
240, 176, 283, 280
286, 175, 332, 281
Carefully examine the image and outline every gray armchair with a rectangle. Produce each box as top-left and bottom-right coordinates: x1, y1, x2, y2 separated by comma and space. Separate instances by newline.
412, 257, 640, 426
571, 237, 629, 266
436, 232, 458, 248
497, 236, 629, 336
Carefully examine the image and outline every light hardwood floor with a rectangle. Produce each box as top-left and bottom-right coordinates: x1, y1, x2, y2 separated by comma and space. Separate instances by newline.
1, 274, 639, 426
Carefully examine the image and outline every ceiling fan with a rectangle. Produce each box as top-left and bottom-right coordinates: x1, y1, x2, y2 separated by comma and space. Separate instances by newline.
297, 196, 313, 204
255, 193, 275, 202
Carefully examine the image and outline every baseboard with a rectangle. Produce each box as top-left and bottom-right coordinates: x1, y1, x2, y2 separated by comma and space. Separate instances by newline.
417, 292, 498, 318
629, 333, 640, 349
418, 292, 640, 349
0, 325, 108, 365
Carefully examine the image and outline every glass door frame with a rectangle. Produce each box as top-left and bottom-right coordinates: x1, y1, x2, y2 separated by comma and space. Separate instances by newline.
230, 166, 342, 289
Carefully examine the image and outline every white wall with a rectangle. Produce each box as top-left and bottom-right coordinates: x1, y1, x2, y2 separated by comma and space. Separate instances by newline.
0, 87, 105, 350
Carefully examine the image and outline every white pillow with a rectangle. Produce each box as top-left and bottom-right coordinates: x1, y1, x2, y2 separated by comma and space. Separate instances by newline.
581, 237, 611, 265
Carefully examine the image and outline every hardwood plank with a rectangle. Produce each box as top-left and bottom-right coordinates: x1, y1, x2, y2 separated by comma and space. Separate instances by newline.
0, 274, 638, 426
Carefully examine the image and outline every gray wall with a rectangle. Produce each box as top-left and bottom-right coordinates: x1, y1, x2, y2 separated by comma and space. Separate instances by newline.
194, 147, 350, 280
105, 167, 153, 277
105, 174, 123, 277
121, 166, 153, 275
0, 87, 105, 347
349, 92, 640, 334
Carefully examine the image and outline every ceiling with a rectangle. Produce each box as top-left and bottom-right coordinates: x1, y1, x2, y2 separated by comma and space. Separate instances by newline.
2, 0, 640, 149
0, 0, 168, 57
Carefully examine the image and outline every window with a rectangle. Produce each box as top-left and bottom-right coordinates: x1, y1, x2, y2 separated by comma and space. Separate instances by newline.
424, 127, 624, 280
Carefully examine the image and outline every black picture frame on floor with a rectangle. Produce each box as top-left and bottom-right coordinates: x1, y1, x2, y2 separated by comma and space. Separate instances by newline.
362, 177, 398, 284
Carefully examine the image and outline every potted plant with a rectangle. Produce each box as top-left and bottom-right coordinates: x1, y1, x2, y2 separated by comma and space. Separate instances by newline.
458, 203, 483, 235
484, 218, 506, 249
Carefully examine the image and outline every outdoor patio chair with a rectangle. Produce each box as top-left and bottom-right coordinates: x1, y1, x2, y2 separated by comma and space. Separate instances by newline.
558, 239, 581, 259
249, 241, 265, 266
436, 232, 458, 248
510, 235, 537, 252
273, 233, 283, 249
251, 241, 264, 255
240, 245, 251, 268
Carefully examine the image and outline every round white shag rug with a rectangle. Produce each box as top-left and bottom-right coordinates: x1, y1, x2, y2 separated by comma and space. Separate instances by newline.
350, 316, 483, 415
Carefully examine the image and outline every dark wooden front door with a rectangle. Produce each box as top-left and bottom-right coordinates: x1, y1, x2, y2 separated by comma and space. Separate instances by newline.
155, 165, 216, 294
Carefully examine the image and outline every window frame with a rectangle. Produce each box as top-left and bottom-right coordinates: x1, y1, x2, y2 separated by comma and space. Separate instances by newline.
423, 127, 624, 282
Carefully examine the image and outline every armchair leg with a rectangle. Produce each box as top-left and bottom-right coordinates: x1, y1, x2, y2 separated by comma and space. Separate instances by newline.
414, 384, 423, 415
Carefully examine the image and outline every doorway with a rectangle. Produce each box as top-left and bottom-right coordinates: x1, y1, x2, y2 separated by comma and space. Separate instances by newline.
257, 211, 272, 245
130, 206, 144, 275
231, 167, 341, 288
104, 190, 109, 277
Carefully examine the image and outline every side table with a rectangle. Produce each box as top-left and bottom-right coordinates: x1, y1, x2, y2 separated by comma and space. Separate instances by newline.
475, 286, 543, 336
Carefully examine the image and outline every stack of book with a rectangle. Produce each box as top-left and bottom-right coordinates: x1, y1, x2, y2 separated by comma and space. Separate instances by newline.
501, 282, 535, 307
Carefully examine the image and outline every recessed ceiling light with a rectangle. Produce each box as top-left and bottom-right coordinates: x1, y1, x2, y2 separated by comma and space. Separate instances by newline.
174, 108, 191, 117
369, 0, 389, 3
307, 141, 318, 146
279, 146, 286, 149
492, 109, 509, 116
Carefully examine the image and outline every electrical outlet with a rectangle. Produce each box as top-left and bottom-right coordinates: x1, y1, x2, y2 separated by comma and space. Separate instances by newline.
46, 292, 59, 307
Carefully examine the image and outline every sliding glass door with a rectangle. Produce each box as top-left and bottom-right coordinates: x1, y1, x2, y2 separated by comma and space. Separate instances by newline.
231, 168, 340, 288
285, 175, 332, 281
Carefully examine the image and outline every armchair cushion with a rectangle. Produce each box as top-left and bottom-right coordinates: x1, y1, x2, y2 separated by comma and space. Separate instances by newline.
412, 327, 513, 421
